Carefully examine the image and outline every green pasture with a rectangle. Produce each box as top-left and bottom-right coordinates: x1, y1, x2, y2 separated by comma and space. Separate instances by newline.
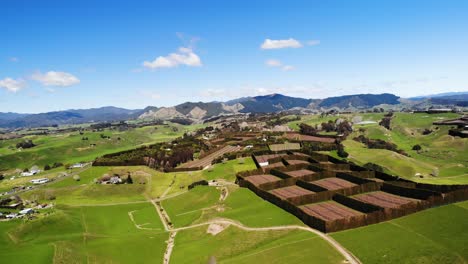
172, 226, 344, 264
0, 124, 190, 171
332, 200, 468, 264
162, 186, 220, 227
0, 202, 166, 264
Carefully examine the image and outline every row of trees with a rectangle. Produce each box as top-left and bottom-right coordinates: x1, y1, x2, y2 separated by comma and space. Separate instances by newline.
353, 135, 408, 156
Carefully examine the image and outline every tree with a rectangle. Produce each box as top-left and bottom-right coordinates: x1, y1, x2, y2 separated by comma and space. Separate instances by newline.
44, 164, 51, 171
363, 162, 384, 172
337, 144, 349, 158
412, 144, 422, 151
126, 173, 133, 184
0, 174, 4, 181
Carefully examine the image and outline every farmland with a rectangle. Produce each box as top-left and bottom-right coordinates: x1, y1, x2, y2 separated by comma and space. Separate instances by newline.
0, 111, 467, 264
0, 123, 196, 172
332, 200, 468, 264
287, 112, 468, 184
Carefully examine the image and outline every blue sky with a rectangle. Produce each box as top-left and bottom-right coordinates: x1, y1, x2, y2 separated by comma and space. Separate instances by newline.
1, 0, 468, 113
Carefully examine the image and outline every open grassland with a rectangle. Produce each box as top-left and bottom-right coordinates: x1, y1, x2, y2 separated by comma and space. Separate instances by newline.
163, 185, 303, 228
20, 166, 155, 205
162, 186, 220, 227
0, 203, 167, 264
172, 226, 345, 264
332, 200, 468, 264
345, 113, 467, 183
0, 123, 196, 171
292, 112, 467, 184
149, 158, 256, 198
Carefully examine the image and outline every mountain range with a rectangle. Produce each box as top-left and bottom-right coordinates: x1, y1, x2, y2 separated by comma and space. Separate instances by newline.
0, 92, 466, 129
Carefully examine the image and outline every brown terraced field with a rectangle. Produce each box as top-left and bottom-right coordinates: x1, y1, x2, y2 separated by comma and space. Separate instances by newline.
270, 185, 315, 199
301, 201, 364, 221
286, 169, 316, 178
312, 177, 357, 190
283, 133, 336, 143
353, 191, 418, 209
262, 162, 285, 169
254, 154, 286, 164
285, 159, 310, 165
244, 174, 282, 186
179, 145, 241, 168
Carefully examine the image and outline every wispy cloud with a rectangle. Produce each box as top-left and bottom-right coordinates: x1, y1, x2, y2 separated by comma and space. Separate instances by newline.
0, 77, 27, 92
140, 90, 162, 100
143, 47, 202, 69
265, 59, 295, 71
9, 57, 19, 62
307, 40, 320, 46
261, 38, 303, 49
32, 71, 80, 87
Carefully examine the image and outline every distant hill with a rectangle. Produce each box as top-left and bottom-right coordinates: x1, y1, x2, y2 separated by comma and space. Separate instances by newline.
409, 91, 468, 100
0, 112, 30, 121
318, 93, 400, 109
0, 107, 143, 128
2, 92, 466, 129
226, 94, 314, 113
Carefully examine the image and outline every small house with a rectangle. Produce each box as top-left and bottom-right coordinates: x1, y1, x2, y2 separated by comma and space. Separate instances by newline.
30, 178, 49, 184
19, 208, 34, 215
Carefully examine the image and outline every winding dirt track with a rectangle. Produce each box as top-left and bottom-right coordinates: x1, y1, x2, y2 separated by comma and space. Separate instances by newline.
171, 218, 361, 264
147, 183, 361, 264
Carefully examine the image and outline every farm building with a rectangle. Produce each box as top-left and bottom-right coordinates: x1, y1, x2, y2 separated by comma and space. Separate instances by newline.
30, 178, 49, 184
19, 208, 34, 215
70, 163, 85, 169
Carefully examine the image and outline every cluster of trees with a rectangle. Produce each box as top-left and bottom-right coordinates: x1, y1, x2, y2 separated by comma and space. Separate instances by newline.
379, 112, 393, 130
422, 129, 433, 135
299, 119, 352, 136
363, 162, 385, 172
146, 148, 194, 170
94, 134, 207, 171
100, 134, 110, 139
337, 144, 349, 158
16, 140, 36, 149
266, 115, 301, 127
353, 135, 407, 156
299, 123, 317, 135
188, 180, 208, 190
43, 162, 64, 171
302, 142, 338, 151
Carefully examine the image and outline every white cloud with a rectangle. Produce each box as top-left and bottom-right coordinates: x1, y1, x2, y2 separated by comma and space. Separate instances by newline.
265, 59, 295, 71
307, 40, 320, 46
265, 59, 282, 67
200, 89, 226, 97
0, 77, 27, 92
261, 38, 303, 49
143, 47, 202, 69
32, 71, 80, 87
9, 57, 19, 62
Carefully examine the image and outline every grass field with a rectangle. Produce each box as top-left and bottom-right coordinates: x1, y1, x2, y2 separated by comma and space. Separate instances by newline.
149, 157, 257, 198
290, 112, 467, 184
332, 200, 468, 264
344, 113, 468, 183
0, 203, 167, 264
172, 226, 345, 264
0, 123, 196, 171
163, 185, 304, 228
162, 186, 220, 227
